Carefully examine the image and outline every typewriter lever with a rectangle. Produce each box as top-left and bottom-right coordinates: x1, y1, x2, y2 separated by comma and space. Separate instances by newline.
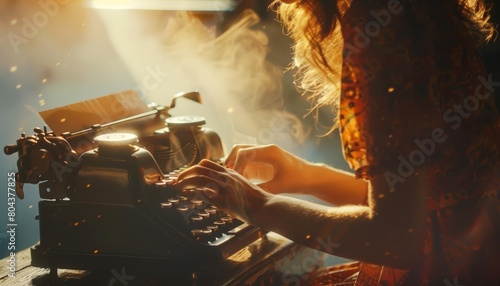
4, 126, 77, 200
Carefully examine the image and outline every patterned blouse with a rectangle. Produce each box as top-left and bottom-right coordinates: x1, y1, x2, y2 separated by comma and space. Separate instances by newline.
314, 0, 500, 285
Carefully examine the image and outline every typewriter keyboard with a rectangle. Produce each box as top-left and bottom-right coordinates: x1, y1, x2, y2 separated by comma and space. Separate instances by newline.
153, 168, 244, 245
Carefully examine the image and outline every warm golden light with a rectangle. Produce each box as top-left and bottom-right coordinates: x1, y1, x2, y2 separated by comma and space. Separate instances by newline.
90, 0, 237, 11
226, 246, 252, 263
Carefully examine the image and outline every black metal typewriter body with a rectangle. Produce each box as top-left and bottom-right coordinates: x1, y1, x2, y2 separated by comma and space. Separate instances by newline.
4, 91, 266, 275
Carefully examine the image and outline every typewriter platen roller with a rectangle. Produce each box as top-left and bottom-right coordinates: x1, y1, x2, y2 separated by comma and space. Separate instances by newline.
4, 91, 267, 275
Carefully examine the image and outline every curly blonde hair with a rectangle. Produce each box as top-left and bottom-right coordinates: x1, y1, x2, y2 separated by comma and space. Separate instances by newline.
272, 0, 496, 124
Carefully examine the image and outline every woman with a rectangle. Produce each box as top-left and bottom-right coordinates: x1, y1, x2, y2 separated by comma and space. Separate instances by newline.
174, 0, 500, 284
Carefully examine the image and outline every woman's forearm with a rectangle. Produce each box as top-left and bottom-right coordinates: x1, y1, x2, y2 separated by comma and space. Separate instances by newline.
304, 163, 368, 206
250, 169, 428, 269
251, 195, 423, 269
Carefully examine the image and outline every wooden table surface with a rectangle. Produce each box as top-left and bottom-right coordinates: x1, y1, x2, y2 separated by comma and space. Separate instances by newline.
0, 233, 304, 286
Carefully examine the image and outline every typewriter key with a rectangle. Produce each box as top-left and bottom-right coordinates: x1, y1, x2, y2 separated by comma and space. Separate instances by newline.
198, 212, 210, 218
207, 225, 219, 231
155, 179, 173, 187
168, 198, 180, 204
205, 208, 217, 215
220, 217, 233, 223
160, 202, 172, 208
191, 216, 203, 222
191, 229, 204, 236
168, 171, 180, 178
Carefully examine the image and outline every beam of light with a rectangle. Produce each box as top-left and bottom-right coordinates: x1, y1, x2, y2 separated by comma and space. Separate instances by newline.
89, 0, 239, 11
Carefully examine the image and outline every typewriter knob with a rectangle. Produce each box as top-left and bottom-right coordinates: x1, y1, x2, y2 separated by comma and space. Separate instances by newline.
4, 144, 19, 155
94, 133, 139, 156
94, 133, 138, 146
165, 115, 206, 129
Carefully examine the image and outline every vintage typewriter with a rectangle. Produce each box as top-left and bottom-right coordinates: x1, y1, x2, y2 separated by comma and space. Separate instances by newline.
4, 91, 266, 275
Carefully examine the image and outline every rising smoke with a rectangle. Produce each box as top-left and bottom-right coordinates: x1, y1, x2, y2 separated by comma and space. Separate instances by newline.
95, 8, 309, 151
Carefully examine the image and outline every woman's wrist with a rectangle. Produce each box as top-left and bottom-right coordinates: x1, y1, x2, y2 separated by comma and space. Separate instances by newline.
245, 189, 273, 226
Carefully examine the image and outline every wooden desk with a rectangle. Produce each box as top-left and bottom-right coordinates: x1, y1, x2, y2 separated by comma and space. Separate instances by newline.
0, 233, 312, 286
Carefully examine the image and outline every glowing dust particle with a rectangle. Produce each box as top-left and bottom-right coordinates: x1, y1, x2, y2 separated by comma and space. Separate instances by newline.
38, 93, 43, 97
10, 66, 18, 73
39, 99, 46, 106
42, 78, 47, 83
388, 87, 395, 93
93, 249, 99, 254
56, 62, 60, 66
227, 107, 234, 113
73, 222, 79, 227
16, 84, 21, 89
305, 235, 311, 240
60, 118, 66, 123
10, 19, 18, 25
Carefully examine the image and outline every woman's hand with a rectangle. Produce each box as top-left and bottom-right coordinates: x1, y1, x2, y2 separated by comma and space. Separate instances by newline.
225, 144, 368, 206
173, 159, 271, 223
224, 144, 315, 195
